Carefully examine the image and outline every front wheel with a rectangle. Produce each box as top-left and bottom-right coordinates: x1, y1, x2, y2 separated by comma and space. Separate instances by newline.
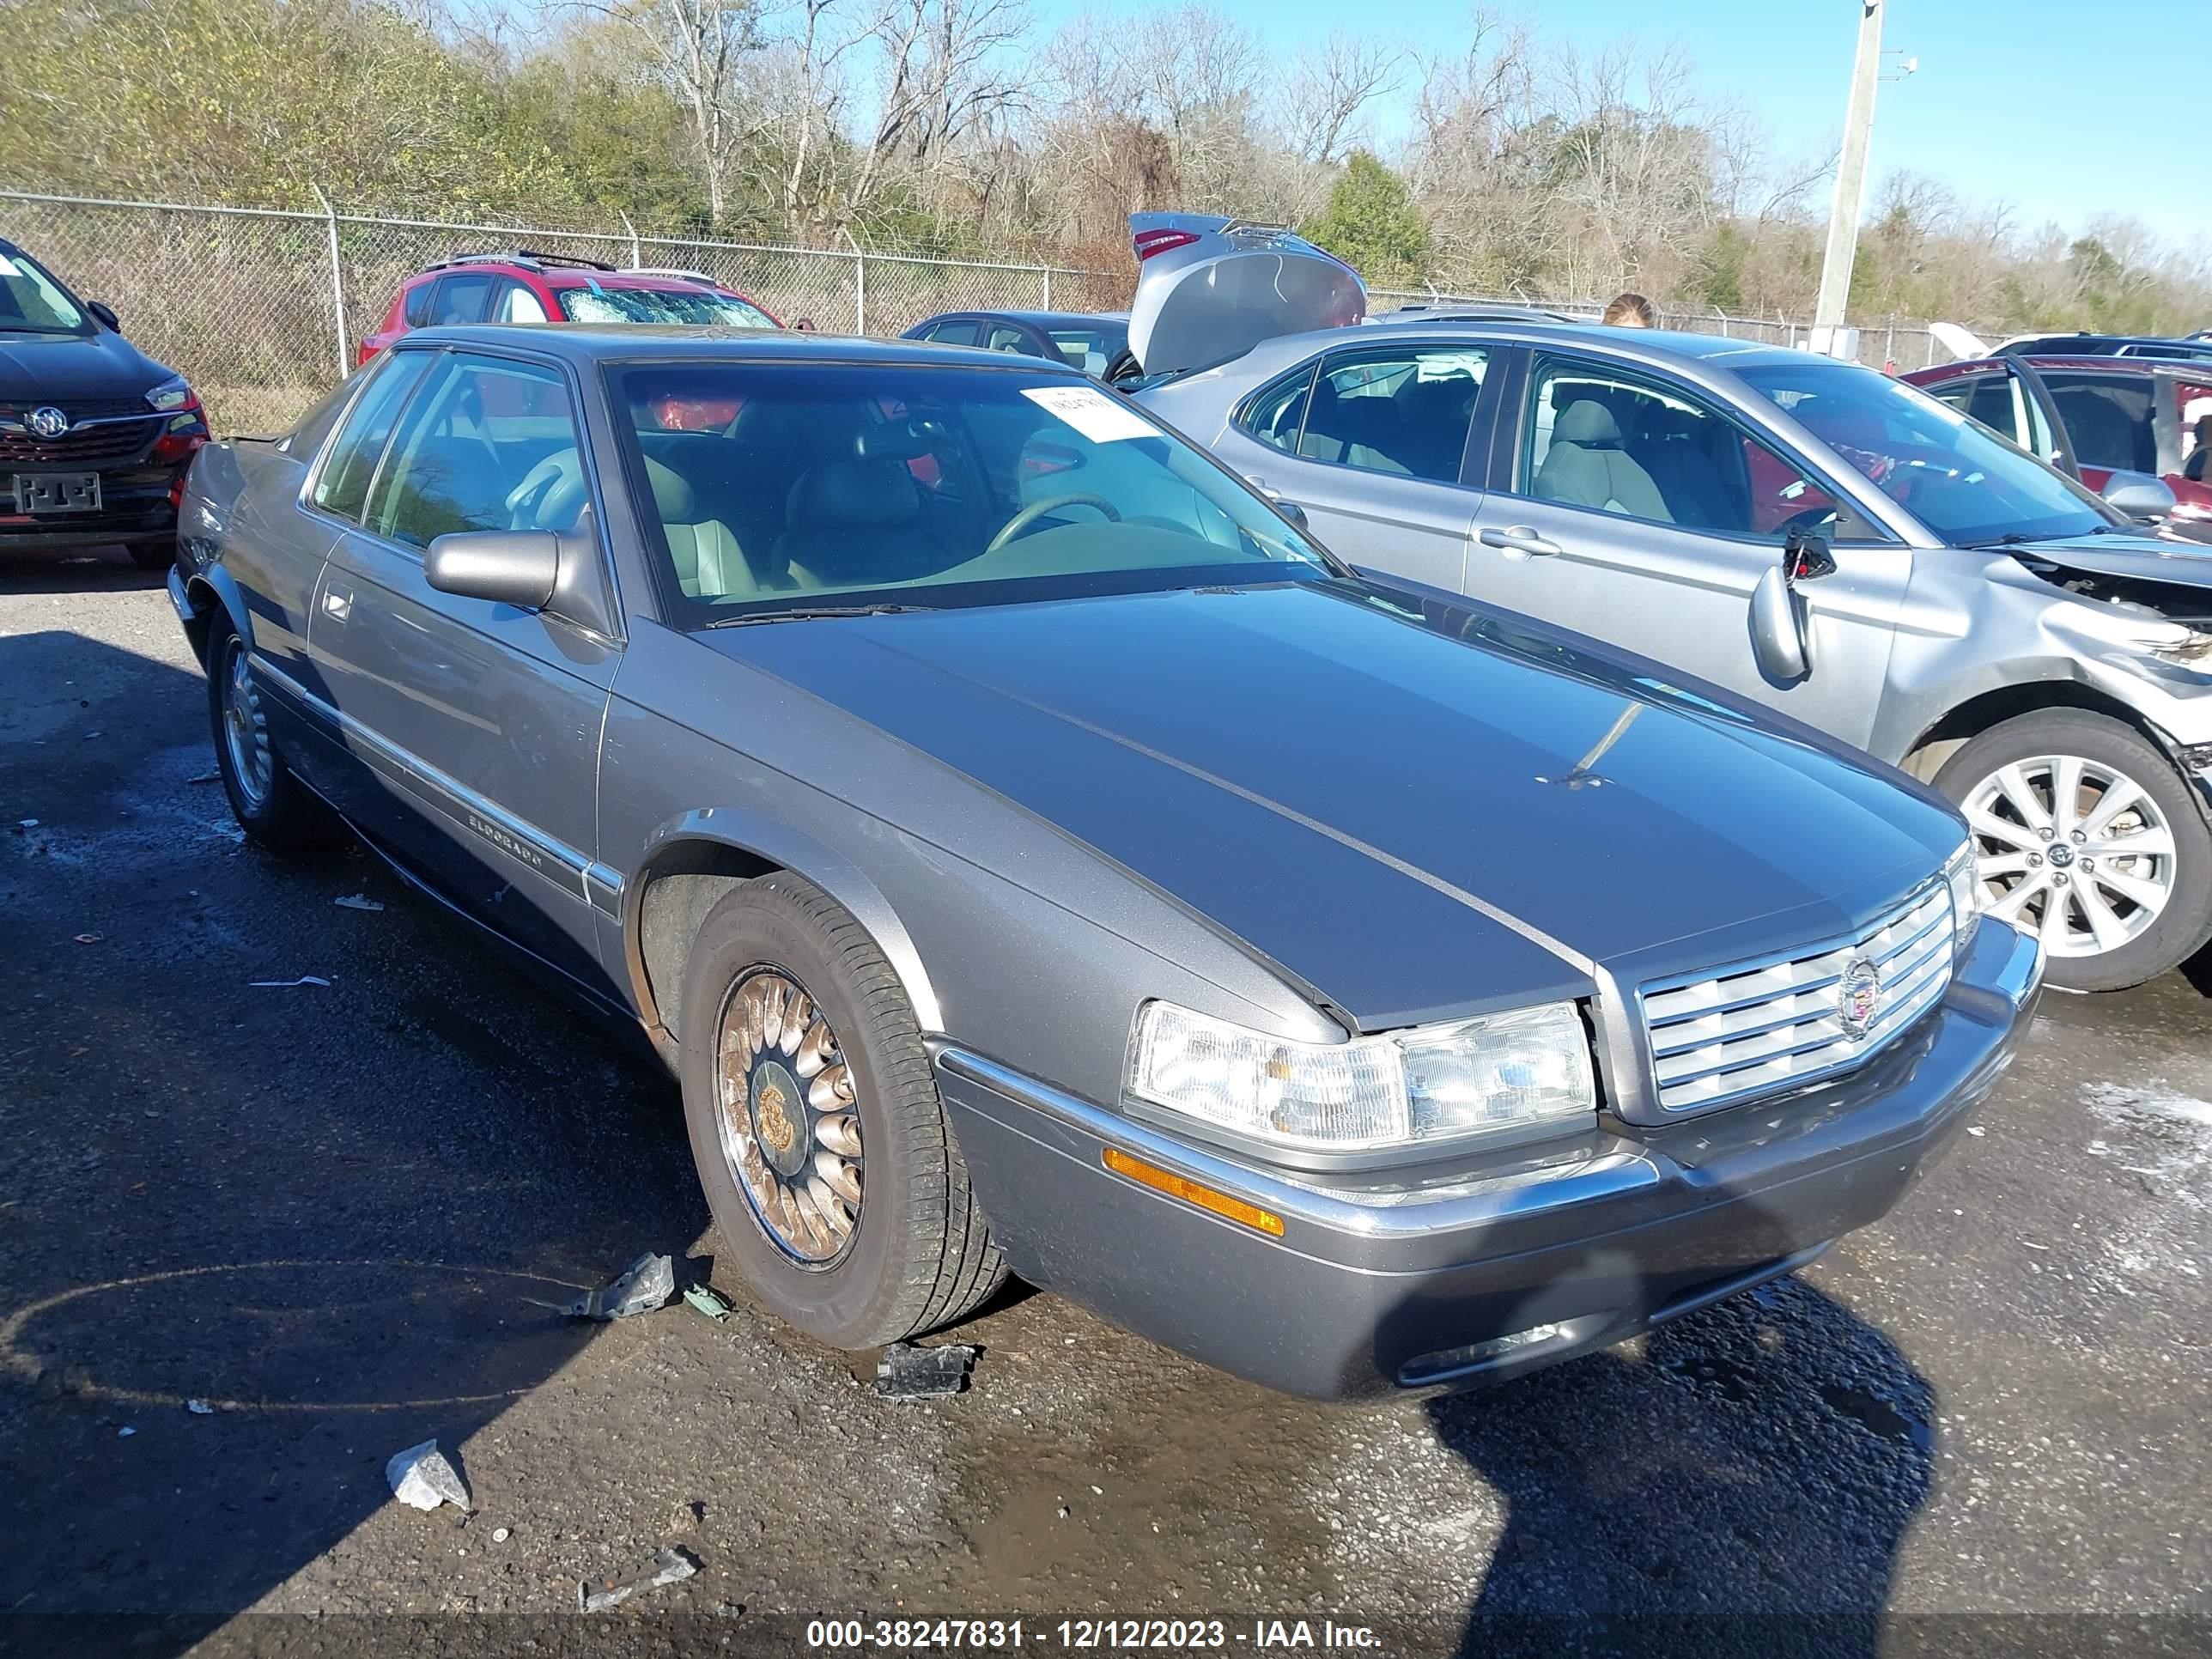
677, 873, 1005, 1348
1934, 710, 2212, 991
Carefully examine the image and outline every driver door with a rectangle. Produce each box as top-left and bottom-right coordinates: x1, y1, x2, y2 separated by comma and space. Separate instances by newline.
309, 347, 623, 990
1464, 350, 1910, 748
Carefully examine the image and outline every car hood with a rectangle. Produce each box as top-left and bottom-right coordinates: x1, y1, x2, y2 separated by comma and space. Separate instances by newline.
2008, 531, 2212, 591
1127, 214, 1365, 378
0, 327, 169, 406
710, 581, 1960, 1030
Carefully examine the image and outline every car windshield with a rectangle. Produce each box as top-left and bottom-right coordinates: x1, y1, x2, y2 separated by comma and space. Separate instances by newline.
558, 286, 776, 328
609, 360, 1337, 622
1740, 362, 2113, 545
1044, 323, 1127, 374
0, 248, 89, 335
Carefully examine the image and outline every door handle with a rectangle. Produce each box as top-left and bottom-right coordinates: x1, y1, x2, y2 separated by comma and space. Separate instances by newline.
1480, 525, 1563, 557
322, 582, 354, 624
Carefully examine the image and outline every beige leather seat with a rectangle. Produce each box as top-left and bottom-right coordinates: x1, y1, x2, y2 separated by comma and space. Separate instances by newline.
646, 456, 757, 599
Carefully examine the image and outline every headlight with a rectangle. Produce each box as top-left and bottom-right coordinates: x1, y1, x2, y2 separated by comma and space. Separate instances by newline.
1127, 1000, 1597, 1153
145, 375, 198, 414
1944, 837, 1981, 949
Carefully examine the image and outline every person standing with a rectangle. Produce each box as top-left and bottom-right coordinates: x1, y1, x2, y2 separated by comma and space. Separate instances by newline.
1601, 294, 1654, 329
1601, 292, 1657, 328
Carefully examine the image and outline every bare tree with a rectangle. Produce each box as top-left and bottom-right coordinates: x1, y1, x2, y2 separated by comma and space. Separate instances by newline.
568, 0, 763, 221
1283, 33, 1402, 168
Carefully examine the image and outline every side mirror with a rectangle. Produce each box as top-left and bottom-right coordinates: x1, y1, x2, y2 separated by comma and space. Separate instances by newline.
1751, 530, 1828, 685
2100, 471, 2178, 523
425, 529, 560, 609
87, 301, 119, 331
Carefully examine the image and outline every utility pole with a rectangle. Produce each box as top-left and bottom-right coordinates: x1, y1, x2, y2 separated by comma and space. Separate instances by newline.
1813, 0, 1884, 338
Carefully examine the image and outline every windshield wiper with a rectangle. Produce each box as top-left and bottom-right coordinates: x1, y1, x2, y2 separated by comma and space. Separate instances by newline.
701, 602, 939, 629
1961, 532, 2034, 549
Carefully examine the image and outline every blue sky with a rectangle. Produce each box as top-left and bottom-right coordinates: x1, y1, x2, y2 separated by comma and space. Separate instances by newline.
1033, 0, 2203, 256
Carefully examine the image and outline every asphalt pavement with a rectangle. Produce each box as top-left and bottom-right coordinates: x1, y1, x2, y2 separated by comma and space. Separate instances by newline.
0, 550, 2206, 1657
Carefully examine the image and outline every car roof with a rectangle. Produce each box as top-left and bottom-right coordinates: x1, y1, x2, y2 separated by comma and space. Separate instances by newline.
1220, 318, 1817, 376
1922, 354, 2191, 377
924, 309, 1129, 327
397, 323, 1094, 371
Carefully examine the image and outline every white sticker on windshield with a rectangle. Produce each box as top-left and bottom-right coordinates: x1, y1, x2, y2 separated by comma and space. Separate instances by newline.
1021, 385, 1156, 443
0, 255, 19, 276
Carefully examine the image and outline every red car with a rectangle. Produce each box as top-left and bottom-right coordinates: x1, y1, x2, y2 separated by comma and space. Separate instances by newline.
1904, 354, 2212, 537
356, 252, 779, 367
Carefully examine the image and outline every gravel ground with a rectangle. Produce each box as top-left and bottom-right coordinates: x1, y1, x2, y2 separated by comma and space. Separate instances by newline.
1, 552, 2207, 1657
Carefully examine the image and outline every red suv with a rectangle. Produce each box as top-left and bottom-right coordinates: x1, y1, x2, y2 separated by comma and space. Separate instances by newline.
357, 252, 779, 366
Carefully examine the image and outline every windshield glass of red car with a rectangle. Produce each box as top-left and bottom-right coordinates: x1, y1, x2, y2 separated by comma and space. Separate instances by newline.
606, 360, 1335, 623
558, 288, 776, 328
1742, 362, 2112, 545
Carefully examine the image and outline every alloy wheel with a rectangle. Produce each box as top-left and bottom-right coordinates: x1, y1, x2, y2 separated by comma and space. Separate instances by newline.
220, 641, 274, 808
712, 967, 863, 1267
1962, 753, 2178, 958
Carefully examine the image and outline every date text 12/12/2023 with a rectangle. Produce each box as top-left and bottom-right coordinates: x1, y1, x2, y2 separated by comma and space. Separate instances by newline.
805, 1619, 1384, 1650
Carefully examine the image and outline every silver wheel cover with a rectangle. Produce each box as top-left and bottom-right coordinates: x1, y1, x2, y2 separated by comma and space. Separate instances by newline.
1962, 753, 2178, 959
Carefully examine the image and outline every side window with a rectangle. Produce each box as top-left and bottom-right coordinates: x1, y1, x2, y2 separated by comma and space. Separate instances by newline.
363, 353, 581, 550
1240, 365, 1316, 456
309, 352, 434, 524
1927, 372, 2021, 441
2043, 372, 2157, 474
403, 281, 437, 328
984, 324, 1042, 356
428, 272, 492, 326
925, 320, 978, 346
1297, 345, 1489, 483
493, 282, 549, 324
1521, 357, 1838, 539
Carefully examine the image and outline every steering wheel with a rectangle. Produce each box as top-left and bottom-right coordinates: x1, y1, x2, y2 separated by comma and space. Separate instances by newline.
985, 493, 1121, 554
1773, 505, 1839, 540
505, 451, 588, 533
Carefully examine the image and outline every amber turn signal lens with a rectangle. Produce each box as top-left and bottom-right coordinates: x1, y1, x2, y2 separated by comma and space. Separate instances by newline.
1101, 1146, 1285, 1237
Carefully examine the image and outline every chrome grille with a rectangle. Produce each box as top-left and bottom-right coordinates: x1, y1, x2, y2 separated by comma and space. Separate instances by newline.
1639, 884, 1954, 1112
0, 419, 159, 466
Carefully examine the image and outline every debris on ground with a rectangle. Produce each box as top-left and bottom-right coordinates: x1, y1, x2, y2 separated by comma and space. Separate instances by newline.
73, 933, 101, 945
386, 1439, 471, 1513
17, 819, 37, 829
876, 1340, 980, 1400
579, 1547, 701, 1613
553, 1253, 675, 1322
186, 770, 220, 784
185, 1400, 213, 1415
493, 1527, 511, 1543
250, 975, 331, 988
117, 1425, 135, 1437
682, 1284, 734, 1322
333, 894, 384, 912
671, 1499, 705, 1532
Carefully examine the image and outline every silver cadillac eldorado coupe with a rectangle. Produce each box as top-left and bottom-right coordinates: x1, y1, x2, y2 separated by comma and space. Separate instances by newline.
170, 325, 2042, 1398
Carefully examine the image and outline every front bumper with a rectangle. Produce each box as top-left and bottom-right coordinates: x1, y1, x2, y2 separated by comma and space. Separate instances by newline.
937, 917, 2043, 1400
0, 465, 183, 551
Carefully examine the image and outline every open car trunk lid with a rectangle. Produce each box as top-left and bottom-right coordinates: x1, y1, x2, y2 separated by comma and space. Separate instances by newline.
1126, 214, 1365, 379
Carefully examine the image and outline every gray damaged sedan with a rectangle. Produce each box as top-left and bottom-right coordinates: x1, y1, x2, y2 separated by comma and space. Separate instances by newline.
172, 326, 2042, 1398
1128, 217, 2212, 993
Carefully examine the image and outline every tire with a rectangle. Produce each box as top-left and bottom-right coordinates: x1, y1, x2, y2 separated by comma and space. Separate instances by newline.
125, 538, 174, 571
677, 872, 1004, 1348
206, 621, 325, 850
1933, 709, 2212, 991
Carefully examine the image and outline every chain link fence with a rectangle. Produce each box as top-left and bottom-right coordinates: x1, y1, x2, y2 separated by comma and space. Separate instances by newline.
3, 187, 1984, 434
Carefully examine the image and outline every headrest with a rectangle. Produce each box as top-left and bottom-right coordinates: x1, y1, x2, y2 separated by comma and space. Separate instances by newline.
644, 455, 696, 523
854, 422, 930, 462
1553, 399, 1623, 447
787, 459, 921, 531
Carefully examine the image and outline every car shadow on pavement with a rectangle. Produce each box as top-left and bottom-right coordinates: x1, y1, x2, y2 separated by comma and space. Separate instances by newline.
1431, 1273, 1934, 1659
0, 544, 171, 596
0, 627, 714, 1649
